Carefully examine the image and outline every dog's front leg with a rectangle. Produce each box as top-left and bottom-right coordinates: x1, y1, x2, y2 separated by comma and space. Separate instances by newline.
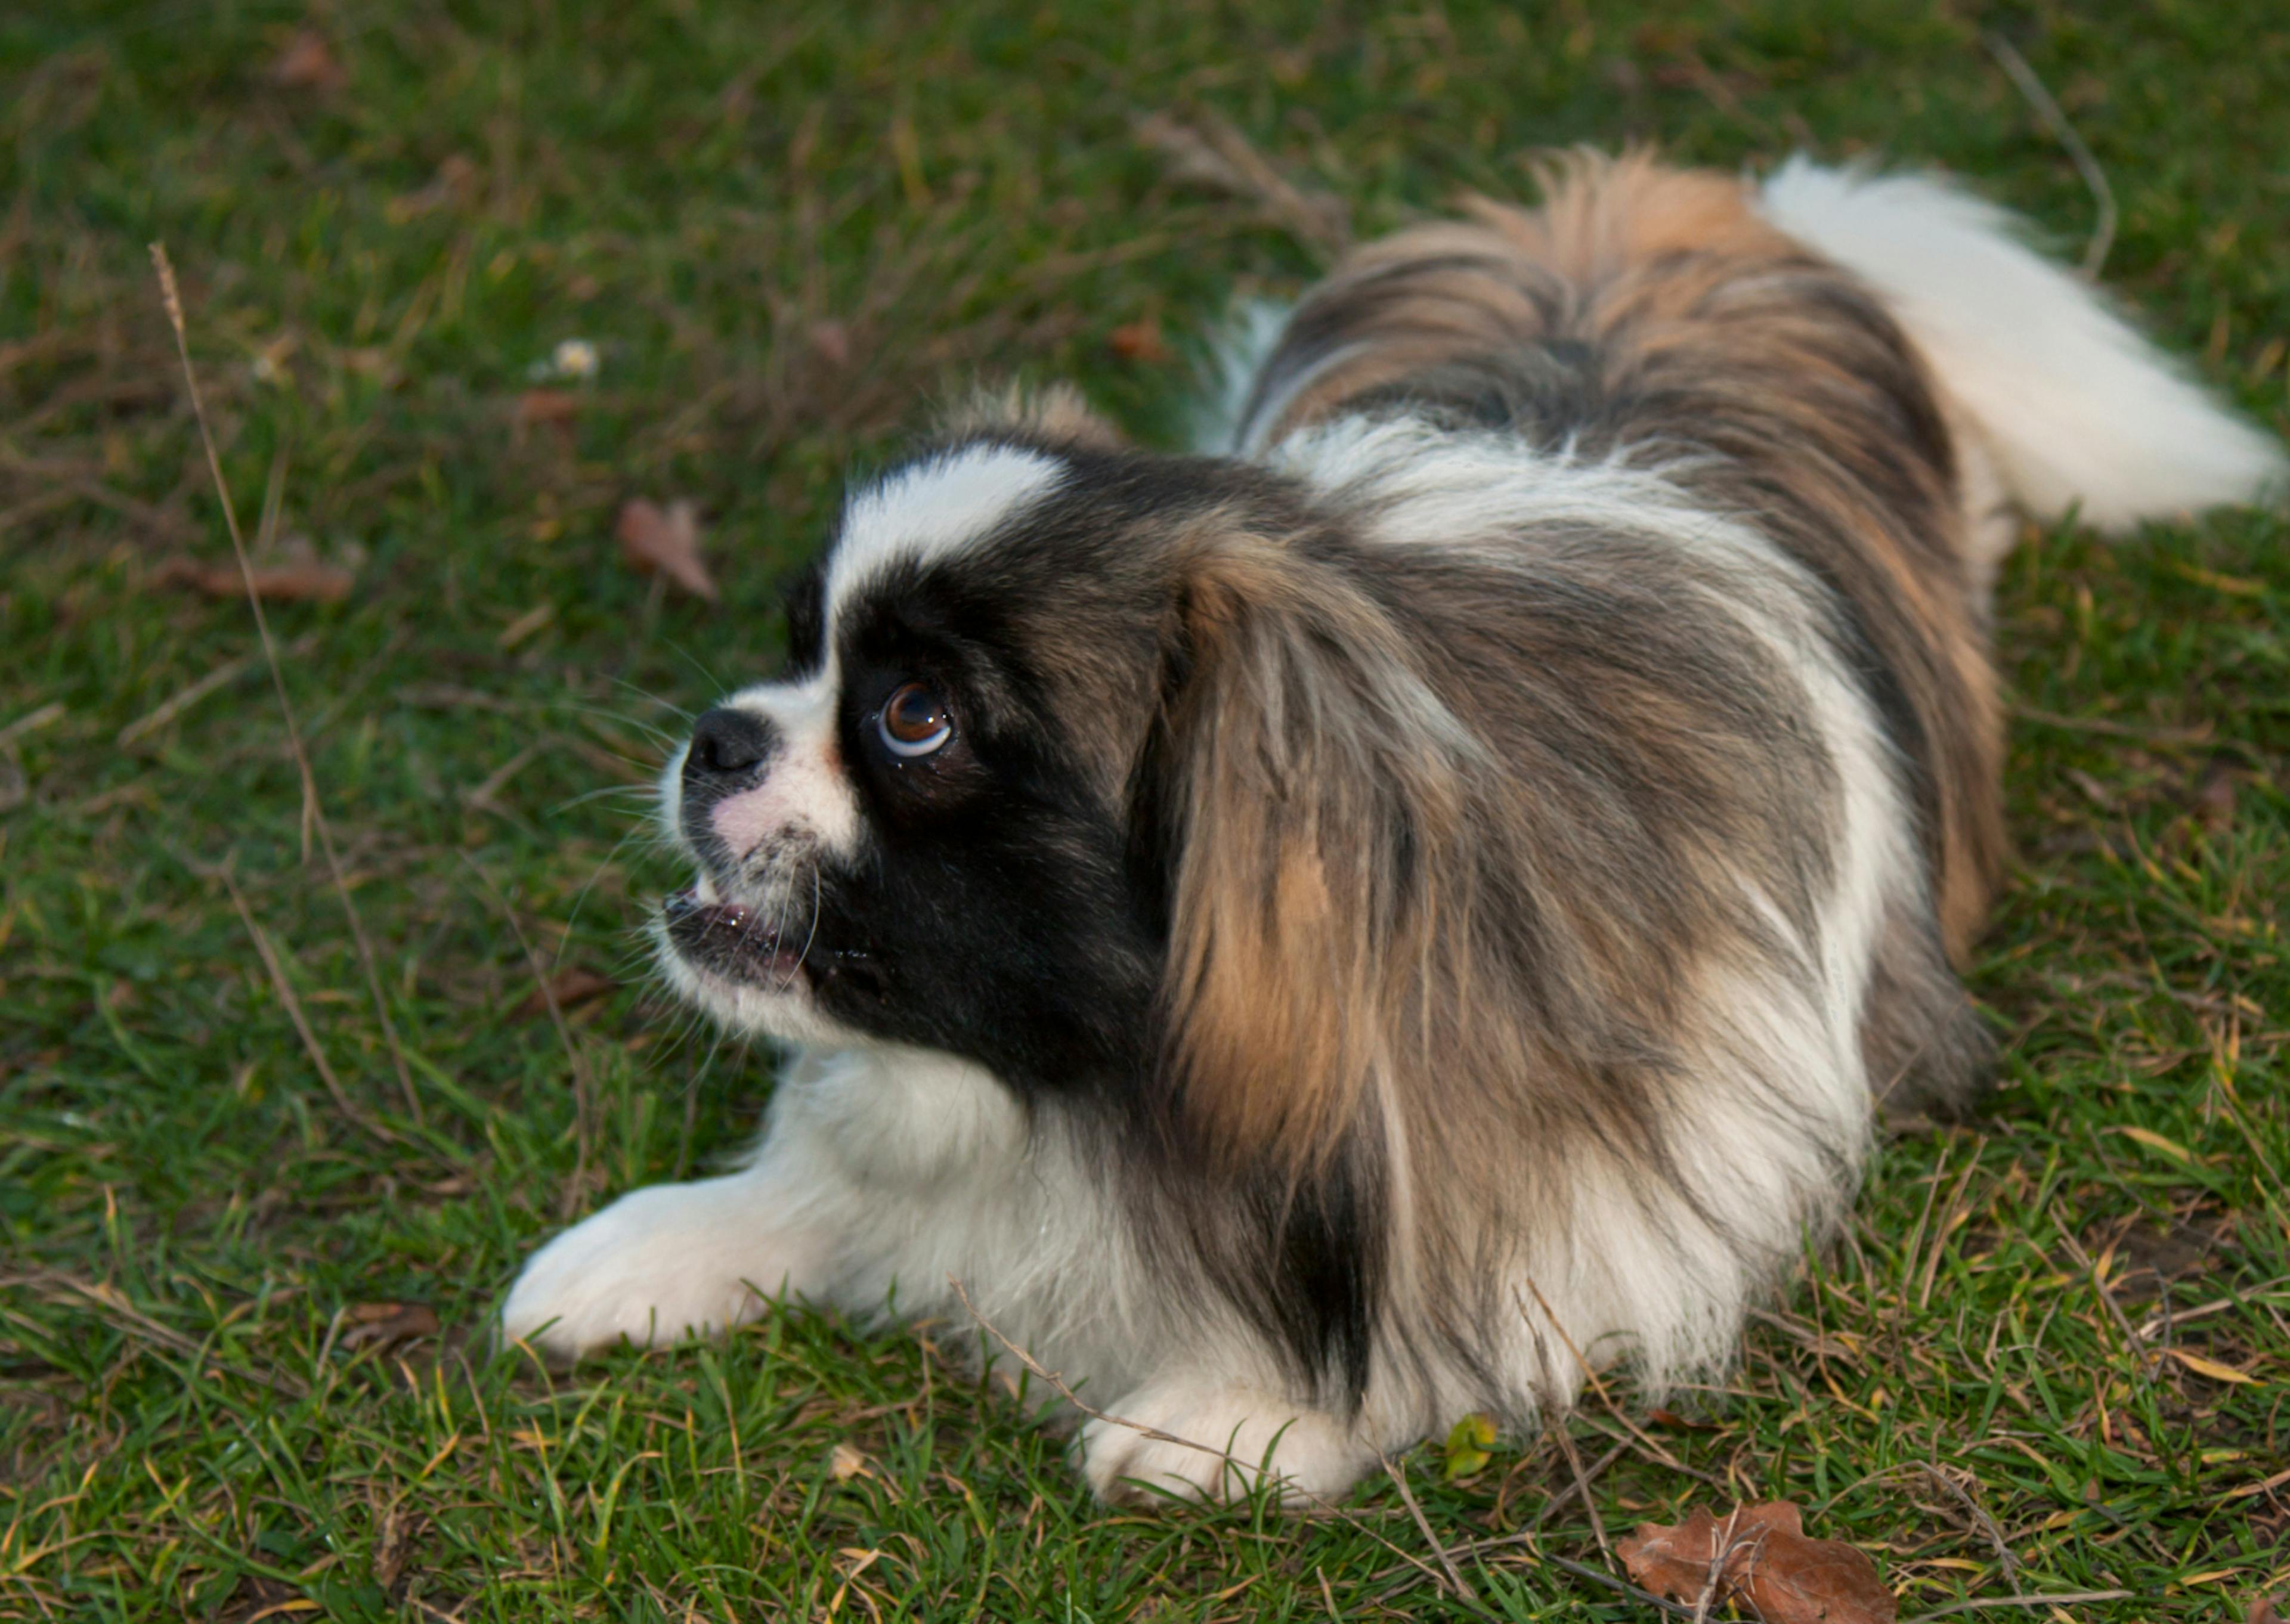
499, 1155, 829, 1362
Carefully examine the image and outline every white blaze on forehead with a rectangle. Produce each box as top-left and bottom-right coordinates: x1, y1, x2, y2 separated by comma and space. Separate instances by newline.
826, 444, 1066, 614
704, 671, 861, 861
675, 445, 1063, 876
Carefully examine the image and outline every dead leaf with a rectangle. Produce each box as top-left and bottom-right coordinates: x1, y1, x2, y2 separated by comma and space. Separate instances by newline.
2109, 1125, 2193, 1163
2193, 761, 2239, 834
155, 537, 357, 605
2164, 1347, 2258, 1385
616, 498, 716, 601
809, 320, 852, 368
516, 388, 582, 427
511, 967, 617, 1022
372, 1501, 422, 1592
1109, 318, 1171, 364
2248, 1595, 2285, 1624
387, 154, 479, 223
1617, 1501, 1896, 1624
828, 1443, 872, 1482
270, 29, 346, 91
336, 1302, 441, 1355
1647, 1408, 1722, 1431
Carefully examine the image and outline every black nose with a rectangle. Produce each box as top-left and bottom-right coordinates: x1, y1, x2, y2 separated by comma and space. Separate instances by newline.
684, 707, 777, 795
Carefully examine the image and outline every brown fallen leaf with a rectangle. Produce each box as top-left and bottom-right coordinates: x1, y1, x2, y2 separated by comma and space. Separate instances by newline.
2192, 760, 2238, 834
828, 1442, 872, 1482
372, 1500, 423, 1592
1109, 318, 1172, 364
2248, 1595, 2284, 1624
1616, 1501, 1896, 1624
337, 1302, 441, 1355
809, 319, 852, 369
271, 28, 347, 91
1647, 1408, 1722, 1432
387, 154, 481, 223
155, 540, 356, 605
617, 498, 716, 601
511, 966, 618, 1021
2162, 1346, 2258, 1384
516, 388, 583, 427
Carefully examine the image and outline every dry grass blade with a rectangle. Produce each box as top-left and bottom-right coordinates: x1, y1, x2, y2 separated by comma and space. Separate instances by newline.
464, 856, 596, 1220
116, 634, 317, 747
2053, 1222, 2156, 1377
150, 243, 422, 1125
219, 864, 397, 1149
1984, 32, 2116, 275
1378, 1451, 1478, 1602
1901, 1591, 2133, 1622
1135, 110, 1348, 256
1920, 1463, 2022, 1596
1, 1269, 308, 1399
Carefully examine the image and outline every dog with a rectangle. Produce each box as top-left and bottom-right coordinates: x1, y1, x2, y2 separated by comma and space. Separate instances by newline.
502, 151, 2282, 1504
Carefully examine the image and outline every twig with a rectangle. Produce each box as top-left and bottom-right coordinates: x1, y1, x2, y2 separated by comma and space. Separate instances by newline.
2053, 1220, 2153, 1374
219, 863, 397, 1148
1379, 1451, 1478, 1603
1903, 1589, 2132, 1623
1520, 1276, 1712, 1496
1531, 1436, 1629, 1529
1920, 1462, 2023, 1596
945, 1276, 1497, 1618
1549, 1414, 1611, 1561
1543, 1552, 1698, 1619
1983, 32, 2117, 276
463, 856, 595, 1220
150, 244, 423, 1125
1692, 1505, 1748, 1624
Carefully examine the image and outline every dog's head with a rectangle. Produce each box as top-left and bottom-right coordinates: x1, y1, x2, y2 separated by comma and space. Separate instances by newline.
655, 392, 1457, 1155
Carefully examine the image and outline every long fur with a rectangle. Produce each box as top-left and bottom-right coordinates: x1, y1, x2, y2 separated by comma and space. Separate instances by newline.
502, 151, 2282, 1504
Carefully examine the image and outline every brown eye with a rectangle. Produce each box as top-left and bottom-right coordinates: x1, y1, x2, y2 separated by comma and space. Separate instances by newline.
877, 681, 952, 758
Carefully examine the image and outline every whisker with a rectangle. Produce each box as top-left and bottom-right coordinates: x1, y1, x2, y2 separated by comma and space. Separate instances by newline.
781, 867, 824, 994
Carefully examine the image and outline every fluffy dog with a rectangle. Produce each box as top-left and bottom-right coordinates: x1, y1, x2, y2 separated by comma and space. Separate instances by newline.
502, 153, 2281, 1502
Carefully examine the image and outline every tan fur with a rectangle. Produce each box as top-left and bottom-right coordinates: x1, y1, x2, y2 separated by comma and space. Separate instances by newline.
942, 380, 1125, 450
1255, 148, 2006, 965
1159, 527, 1471, 1166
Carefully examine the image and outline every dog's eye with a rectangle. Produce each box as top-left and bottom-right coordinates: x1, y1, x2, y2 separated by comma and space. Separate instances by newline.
877, 681, 953, 758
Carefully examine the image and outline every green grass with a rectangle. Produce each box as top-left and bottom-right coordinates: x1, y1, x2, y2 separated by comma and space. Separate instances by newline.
5, 2, 2288, 1619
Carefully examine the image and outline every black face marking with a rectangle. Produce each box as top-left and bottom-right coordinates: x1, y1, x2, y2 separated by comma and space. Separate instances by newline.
779, 560, 827, 678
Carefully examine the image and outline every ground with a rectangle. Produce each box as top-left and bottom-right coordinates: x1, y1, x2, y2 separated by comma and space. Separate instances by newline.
4, 3, 2288, 1620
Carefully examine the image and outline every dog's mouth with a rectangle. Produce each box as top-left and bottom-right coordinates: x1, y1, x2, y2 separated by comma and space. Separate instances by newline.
661, 888, 810, 988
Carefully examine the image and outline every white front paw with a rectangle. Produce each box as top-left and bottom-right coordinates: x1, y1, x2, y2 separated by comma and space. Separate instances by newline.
499, 1178, 812, 1362
1079, 1378, 1373, 1507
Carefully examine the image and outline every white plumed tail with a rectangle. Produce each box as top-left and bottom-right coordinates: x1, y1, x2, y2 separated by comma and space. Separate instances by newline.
1188, 296, 1292, 456
1759, 157, 2285, 548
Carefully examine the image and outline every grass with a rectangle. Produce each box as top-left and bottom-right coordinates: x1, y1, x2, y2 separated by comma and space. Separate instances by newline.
4, 2, 2288, 1619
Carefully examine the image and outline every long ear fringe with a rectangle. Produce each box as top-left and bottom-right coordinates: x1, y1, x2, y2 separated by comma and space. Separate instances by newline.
1156, 532, 1471, 1171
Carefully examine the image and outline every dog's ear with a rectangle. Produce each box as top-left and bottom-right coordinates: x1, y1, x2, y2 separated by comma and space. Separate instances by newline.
938, 382, 1124, 450
1148, 528, 1466, 1170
